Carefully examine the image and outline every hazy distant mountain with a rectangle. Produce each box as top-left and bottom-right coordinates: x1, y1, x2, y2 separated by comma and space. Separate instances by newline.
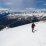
0, 9, 46, 30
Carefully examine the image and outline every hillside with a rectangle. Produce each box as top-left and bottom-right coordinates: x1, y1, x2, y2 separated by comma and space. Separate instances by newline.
0, 21, 46, 46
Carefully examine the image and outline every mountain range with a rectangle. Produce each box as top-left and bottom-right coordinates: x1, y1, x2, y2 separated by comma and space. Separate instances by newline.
0, 9, 46, 30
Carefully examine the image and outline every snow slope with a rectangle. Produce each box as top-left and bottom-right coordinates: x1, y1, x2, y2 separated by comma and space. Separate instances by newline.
0, 21, 46, 46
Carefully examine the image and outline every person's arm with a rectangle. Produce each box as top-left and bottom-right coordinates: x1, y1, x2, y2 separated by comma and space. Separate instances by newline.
34, 24, 35, 26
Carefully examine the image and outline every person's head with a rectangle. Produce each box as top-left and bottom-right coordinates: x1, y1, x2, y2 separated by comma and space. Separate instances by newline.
32, 22, 34, 24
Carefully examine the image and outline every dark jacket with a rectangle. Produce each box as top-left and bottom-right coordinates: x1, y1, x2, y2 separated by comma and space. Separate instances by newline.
31, 24, 35, 28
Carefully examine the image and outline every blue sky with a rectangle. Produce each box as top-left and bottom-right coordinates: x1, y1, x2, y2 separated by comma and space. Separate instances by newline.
0, 0, 46, 10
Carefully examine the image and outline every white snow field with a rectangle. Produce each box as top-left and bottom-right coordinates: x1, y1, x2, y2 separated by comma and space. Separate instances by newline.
0, 21, 46, 46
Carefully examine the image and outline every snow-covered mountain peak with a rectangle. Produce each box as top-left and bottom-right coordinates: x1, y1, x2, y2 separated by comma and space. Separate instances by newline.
0, 21, 46, 46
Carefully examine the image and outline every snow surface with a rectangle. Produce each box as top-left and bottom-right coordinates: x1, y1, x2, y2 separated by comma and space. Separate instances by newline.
0, 21, 46, 46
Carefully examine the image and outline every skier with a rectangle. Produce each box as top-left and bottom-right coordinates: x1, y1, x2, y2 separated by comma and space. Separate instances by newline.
31, 22, 35, 32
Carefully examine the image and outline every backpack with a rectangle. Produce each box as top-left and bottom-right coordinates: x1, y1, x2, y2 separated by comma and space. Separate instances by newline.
32, 24, 35, 28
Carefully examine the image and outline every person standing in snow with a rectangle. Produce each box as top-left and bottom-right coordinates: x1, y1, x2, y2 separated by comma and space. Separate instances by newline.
31, 22, 35, 32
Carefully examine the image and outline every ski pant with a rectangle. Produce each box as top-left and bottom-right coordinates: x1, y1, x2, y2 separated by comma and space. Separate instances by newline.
32, 28, 34, 32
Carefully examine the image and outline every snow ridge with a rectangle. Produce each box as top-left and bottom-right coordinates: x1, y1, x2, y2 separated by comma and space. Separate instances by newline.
0, 21, 46, 46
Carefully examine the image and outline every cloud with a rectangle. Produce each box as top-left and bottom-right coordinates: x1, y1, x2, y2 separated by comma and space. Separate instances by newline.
0, 3, 1, 4
6, 2, 13, 5
0, 0, 36, 10
36, 1, 44, 3
43, 4, 46, 5
0, 8, 8, 10
26, 8, 35, 10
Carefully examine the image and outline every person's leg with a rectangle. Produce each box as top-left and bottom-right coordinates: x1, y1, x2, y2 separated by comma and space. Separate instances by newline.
32, 28, 34, 32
